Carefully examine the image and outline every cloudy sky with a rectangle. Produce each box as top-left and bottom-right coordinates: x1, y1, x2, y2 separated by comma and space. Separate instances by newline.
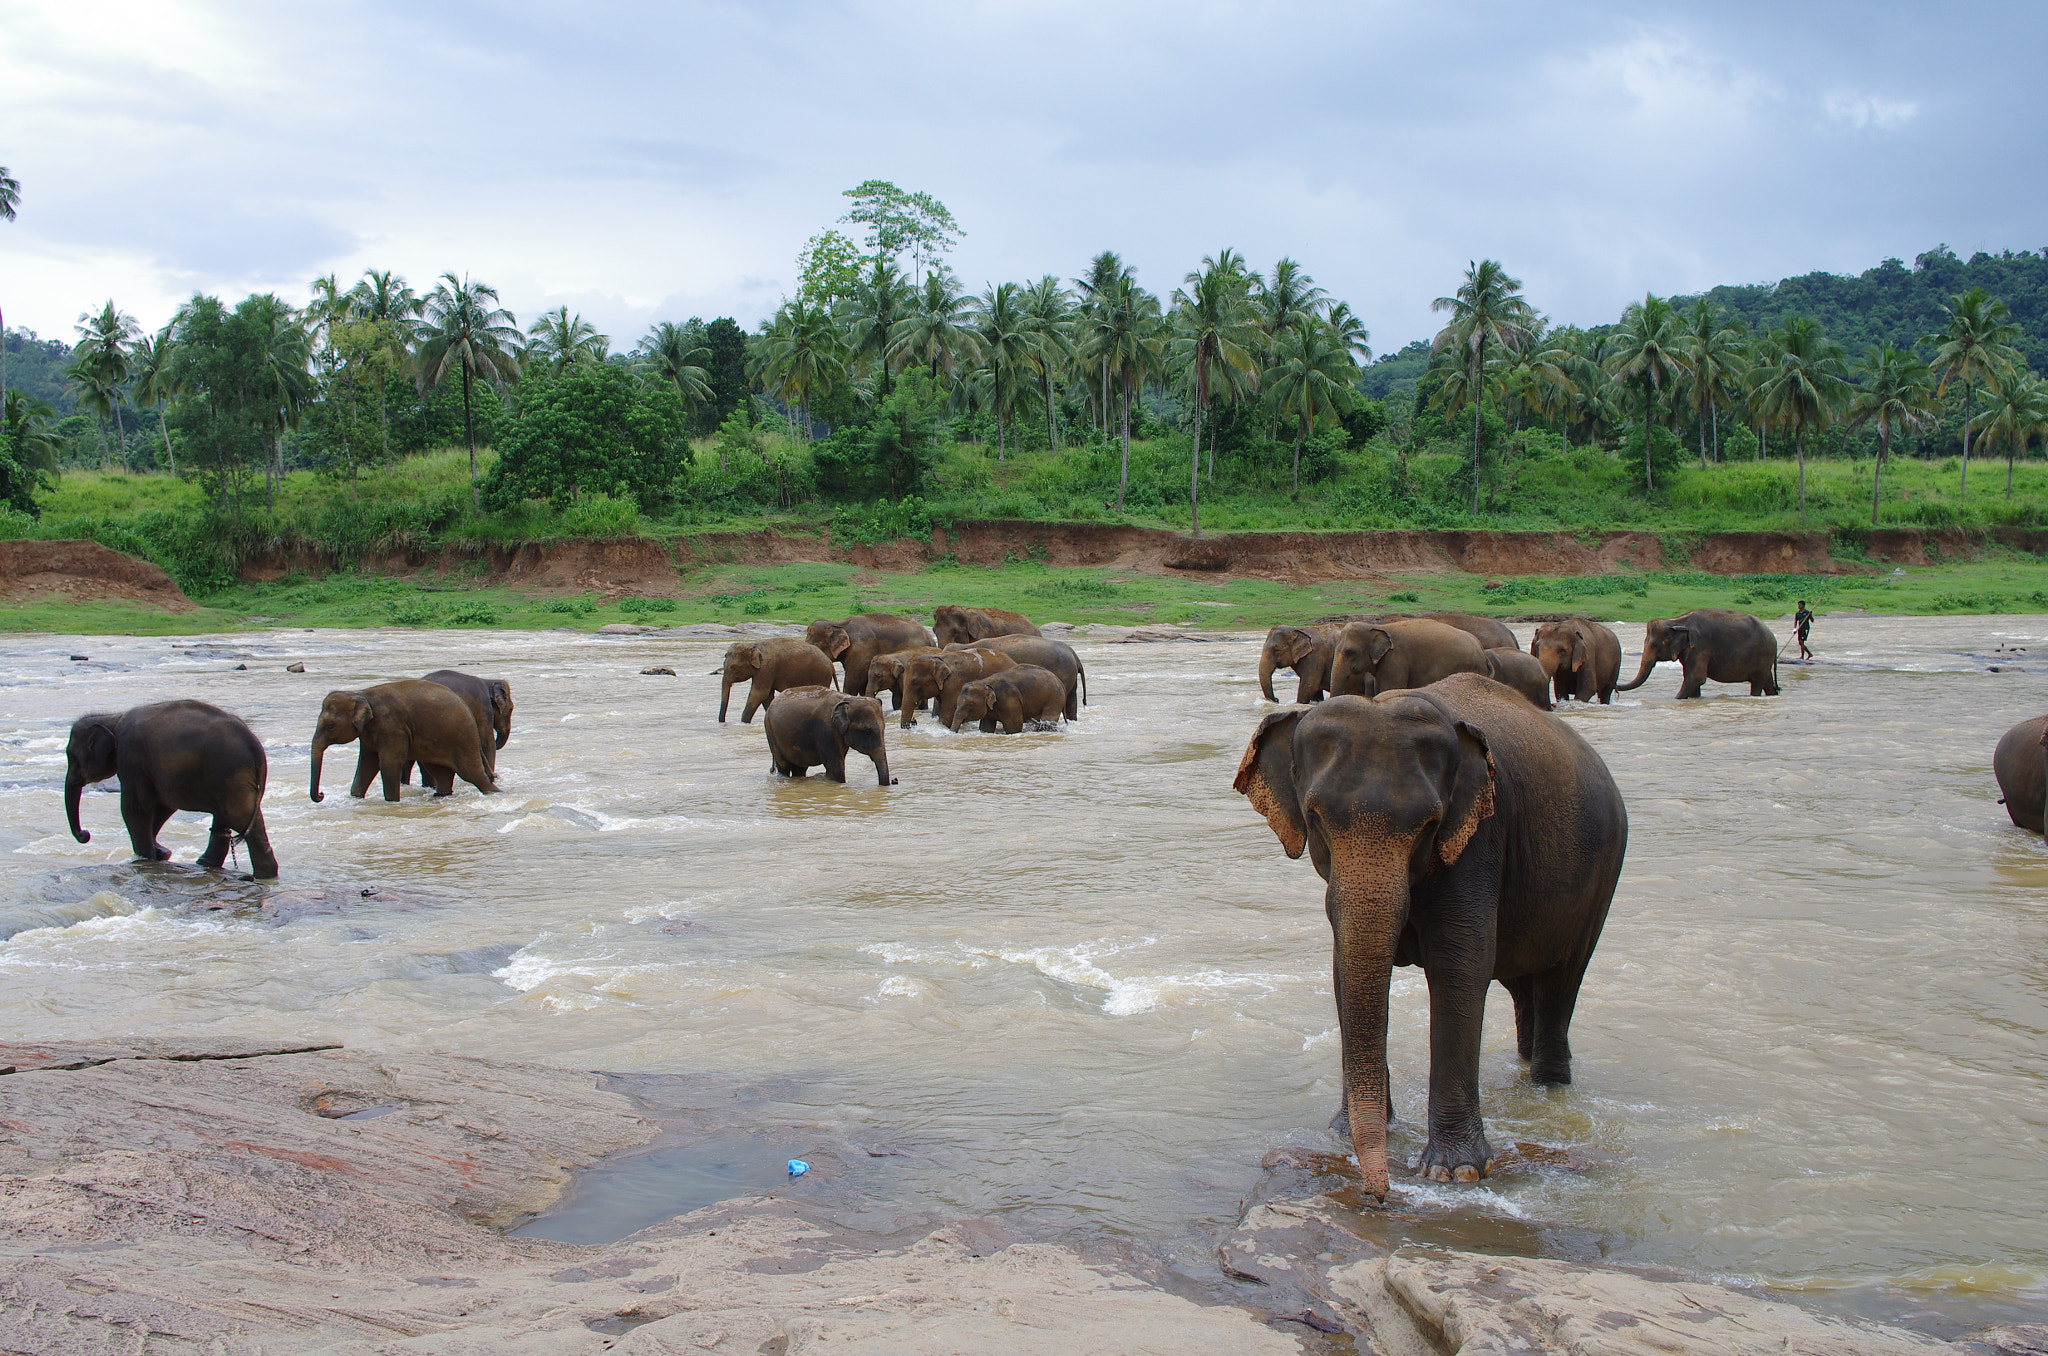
2, 1, 2040, 354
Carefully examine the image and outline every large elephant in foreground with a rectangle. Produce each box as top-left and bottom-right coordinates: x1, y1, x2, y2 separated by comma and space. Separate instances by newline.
1235, 674, 1627, 1198
312, 680, 499, 802
1328, 618, 1487, 698
1259, 623, 1345, 703
66, 700, 279, 879
807, 615, 935, 697
1529, 618, 1622, 705
952, 635, 1086, 719
901, 649, 1017, 729
764, 687, 896, 785
1615, 610, 1781, 699
720, 638, 836, 723
933, 605, 1040, 647
1993, 714, 2047, 834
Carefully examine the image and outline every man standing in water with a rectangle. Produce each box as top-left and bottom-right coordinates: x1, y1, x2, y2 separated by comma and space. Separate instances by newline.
1793, 600, 1815, 661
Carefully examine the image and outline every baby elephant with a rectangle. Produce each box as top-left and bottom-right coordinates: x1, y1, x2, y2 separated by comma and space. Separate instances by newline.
65, 700, 279, 879
1480, 647, 1553, 710
764, 686, 896, 785
950, 665, 1067, 733
901, 648, 1018, 729
720, 637, 836, 724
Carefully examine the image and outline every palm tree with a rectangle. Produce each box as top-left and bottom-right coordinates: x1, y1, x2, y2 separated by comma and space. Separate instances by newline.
1324, 302, 1372, 366
1432, 260, 1534, 511
971, 282, 1039, 461
526, 307, 607, 376
1267, 320, 1360, 493
0, 166, 17, 412
886, 273, 981, 384
640, 320, 713, 426
1020, 275, 1075, 450
837, 257, 913, 398
242, 294, 314, 499
415, 274, 523, 504
2, 390, 61, 476
1679, 299, 1744, 466
1170, 255, 1260, 521
1926, 288, 2022, 495
69, 301, 141, 470
1076, 251, 1133, 438
1846, 345, 1937, 524
1971, 365, 2048, 501
128, 326, 180, 477
1750, 316, 1850, 516
1078, 272, 1161, 513
1253, 257, 1327, 440
1604, 294, 1691, 492
1739, 330, 1785, 460
349, 270, 422, 334
754, 301, 844, 439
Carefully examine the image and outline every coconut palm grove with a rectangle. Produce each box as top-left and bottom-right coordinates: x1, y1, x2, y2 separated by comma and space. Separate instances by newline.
5, 173, 2048, 598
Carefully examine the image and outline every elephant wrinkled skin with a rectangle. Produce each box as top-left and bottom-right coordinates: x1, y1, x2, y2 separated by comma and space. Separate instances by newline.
720, 638, 837, 723
311, 680, 499, 803
807, 614, 935, 698
1529, 618, 1623, 705
1993, 714, 2048, 835
66, 700, 279, 879
932, 605, 1040, 647
764, 686, 896, 785
1329, 618, 1487, 699
1615, 610, 1781, 699
1235, 674, 1627, 1199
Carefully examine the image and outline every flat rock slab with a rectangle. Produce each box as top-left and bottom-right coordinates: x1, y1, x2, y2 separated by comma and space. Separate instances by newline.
0, 1045, 1304, 1356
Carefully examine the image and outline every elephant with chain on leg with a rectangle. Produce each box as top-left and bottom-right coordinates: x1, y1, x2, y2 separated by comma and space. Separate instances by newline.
1235, 674, 1626, 1199
66, 700, 279, 879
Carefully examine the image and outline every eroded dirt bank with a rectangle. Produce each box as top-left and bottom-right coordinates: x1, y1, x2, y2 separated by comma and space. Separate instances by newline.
0, 541, 194, 609
0, 1039, 2029, 1355
231, 523, 2048, 594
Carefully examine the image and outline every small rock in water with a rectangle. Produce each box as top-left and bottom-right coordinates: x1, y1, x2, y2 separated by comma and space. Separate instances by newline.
232, 664, 248, 671
69, 654, 88, 661
286, 662, 306, 673
640, 666, 676, 676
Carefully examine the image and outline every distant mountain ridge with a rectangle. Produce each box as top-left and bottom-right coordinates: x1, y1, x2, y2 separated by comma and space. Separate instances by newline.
1361, 244, 2048, 398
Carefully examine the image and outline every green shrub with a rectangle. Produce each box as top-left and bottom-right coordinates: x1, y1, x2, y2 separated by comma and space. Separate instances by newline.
556, 493, 645, 538
833, 495, 933, 545
619, 596, 677, 613
444, 600, 500, 625
386, 598, 439, 625
540, 596, 596, 616
1025, 576, 1119, 601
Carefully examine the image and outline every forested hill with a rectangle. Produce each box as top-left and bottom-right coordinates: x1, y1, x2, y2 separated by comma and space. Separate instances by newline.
1678, 245, 2048, 371
1359, 245, 2048, 398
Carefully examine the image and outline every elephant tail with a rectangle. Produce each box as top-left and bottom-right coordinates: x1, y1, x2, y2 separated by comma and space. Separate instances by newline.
1079, 660, 1088, 707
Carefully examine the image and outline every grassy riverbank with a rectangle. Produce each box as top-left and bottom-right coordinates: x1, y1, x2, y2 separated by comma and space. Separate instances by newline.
9, 555, 2048, 637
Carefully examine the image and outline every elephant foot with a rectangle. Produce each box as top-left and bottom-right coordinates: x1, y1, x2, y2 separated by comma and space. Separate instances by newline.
1528, 1057, 1572, 1087
151, 843, 173, 861
1414, 1132, 1494, 1184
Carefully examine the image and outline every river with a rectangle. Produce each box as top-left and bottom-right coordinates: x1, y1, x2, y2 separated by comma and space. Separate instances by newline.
0, 615, 2042, 1328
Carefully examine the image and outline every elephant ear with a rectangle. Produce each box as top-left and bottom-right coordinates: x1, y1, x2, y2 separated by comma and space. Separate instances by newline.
1233, 709, 1308, 859
1365, 627, 1395, 666
1665, 625, 1692, 658
821, 629, 852, 660
1279, 628, 1316, 666
73, 718, 117, 775
1570, 634, 1589, 673
1437, 720, 1497, 867
829, 698, 853, 737
351, 693, 376, 734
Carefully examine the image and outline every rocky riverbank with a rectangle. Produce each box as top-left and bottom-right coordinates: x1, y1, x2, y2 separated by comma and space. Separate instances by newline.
2, 1039, 2035, 1354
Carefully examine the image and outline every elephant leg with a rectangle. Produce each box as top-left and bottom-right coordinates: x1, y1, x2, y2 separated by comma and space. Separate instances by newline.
350, 746, 378, 799
423, 763, 457, 796
1415, 957, 1496, 1182
380, 756, 405, 802
1526, 954, 1592, 1086
148, 803, 177, 861
120, 785, 169, 862
1297, 673, 1322, 704
240, 807, 279, 879
1064, 681, 1078, 722
824, 750, 847, 783
1676, 659, 1707, 700
445, 740, 497, 795
979, 716, 997, 733
742, 679, 768, 724
1502, 976, 1537, 1061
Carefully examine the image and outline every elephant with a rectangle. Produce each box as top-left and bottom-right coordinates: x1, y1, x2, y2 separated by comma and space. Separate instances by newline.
933, 605, 1040, 647
807, 615, 935, 697
385, 669, 512, 787
1615, 610, 1781, 699
1529, 618, 1623, 705
311, 680, 499, 803
1407, 612, 1517, 652
863, 647, 944, 712
1259, 624, 1345, 703
66, 700, 279, 879
720, 638, 837, 723
1328, 618, 1487, 699
1480, 647, 1553, 710
900, 648, 1018, 729
950, 635, 1087, 719
1234, 673, 1627, 1199
950, 665, 1068, 733
1992, 714, 2048, 834
764, 687, 896, 785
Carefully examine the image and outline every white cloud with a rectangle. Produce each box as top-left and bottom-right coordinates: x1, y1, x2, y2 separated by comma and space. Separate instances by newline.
1823, 93, 1920, 132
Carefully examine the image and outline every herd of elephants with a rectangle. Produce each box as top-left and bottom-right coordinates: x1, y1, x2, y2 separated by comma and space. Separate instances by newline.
50, 599, 2048, 1202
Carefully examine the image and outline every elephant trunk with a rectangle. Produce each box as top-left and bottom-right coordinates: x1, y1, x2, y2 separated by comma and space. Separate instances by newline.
718, 671, 735, 723
1613, 648, 1658, 692
1327, 845, 1410, 1202
1259, 647, 1279, 702
871, 749, 893, 786
309, 735, 332, 802
65, 773, 89, 843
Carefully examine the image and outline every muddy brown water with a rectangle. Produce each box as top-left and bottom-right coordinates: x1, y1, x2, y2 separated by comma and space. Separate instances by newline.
0, 618, 2044, 1326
